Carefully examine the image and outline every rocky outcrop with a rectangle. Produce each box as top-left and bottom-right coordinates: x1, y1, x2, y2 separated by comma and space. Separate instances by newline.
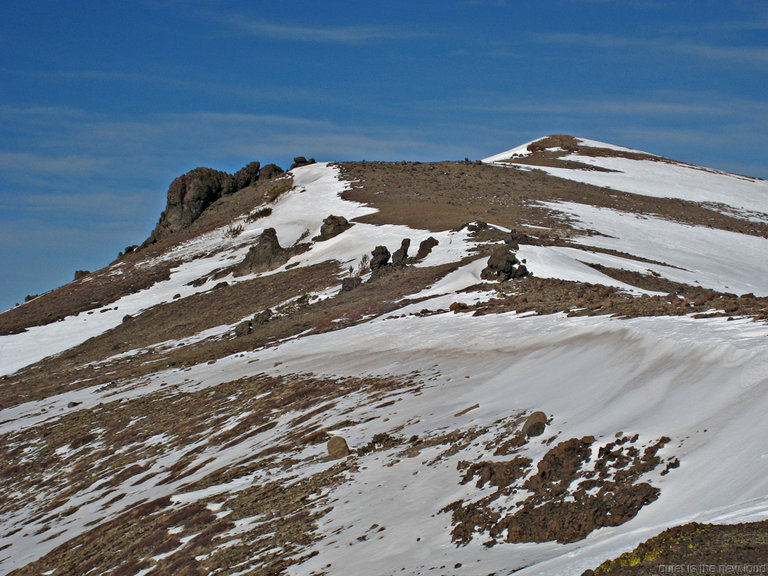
480, 247, 529, 281
391, 239, 411, 268
258, 163, 284, 181
145, 161, 282, 245
234, 161, 261, 189
314, 215, 351, 242
415, 237, 439, 260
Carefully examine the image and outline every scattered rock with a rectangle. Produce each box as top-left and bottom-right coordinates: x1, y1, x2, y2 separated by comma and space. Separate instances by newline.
67, 401, 82, 408
314, 215, 352, 241
253, 309, 272, 324
121, 314, 133, 324
369, 246, 391, 272
506, 229, 535, 250
467, 221, 488, 232
522, 411, 548, 437
327, 436, 350, 459
391, 239, 411, 267
449, 302, 469, 312
74, 270, 90, 280
234, 320, 252, 337
341, 276, 363, 292
415, 236, 439, 260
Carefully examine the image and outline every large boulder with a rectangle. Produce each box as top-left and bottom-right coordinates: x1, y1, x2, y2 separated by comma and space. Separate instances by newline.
369, 246, 391, 272
290, 156, 316, 170
341, 276, 363, 292
327, 436, 350, 459
259, 163, 284, 181
415, 236, 439, 260
522, 411, 548, 437
314, 215, 351, 241
234, 228, 291, 276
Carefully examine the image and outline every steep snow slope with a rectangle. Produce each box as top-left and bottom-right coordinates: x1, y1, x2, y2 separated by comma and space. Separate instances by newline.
2, 141, 768, 576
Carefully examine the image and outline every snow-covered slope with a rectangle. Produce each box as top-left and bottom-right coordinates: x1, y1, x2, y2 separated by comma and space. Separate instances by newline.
1, 139, 768, 575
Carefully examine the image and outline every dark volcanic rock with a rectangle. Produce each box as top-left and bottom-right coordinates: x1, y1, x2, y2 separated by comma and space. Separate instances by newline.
481, 247, 528, 281
145, 161, 269, 244
415, 236, 439, 260
253, 309, 272, 324
159, 167, 233, 237
341, 276, 363, 292
233, 161, 261, 189
290, 156, 316, 170
522, 411, 547, 437
234, 228, 291, 276
234, 320, 252, 337
391, 239, 411, 267
370, 246, 391, 272
314, 215, 351, 241
259, 163, 284, 181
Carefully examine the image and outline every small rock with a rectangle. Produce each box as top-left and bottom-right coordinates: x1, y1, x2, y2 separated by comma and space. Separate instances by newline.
234, 320, 252, 337
253, 309, 272, 324
327, 436, 350, 459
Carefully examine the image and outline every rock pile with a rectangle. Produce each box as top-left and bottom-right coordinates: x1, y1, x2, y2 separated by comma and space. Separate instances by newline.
480, 247, 529, 281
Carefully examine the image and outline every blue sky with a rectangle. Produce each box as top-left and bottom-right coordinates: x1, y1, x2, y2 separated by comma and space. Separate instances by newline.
2, 0, 767, 311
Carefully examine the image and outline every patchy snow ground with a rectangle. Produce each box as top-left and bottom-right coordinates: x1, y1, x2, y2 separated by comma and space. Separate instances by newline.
484, 136, 768, 219
2, 145, 768, 575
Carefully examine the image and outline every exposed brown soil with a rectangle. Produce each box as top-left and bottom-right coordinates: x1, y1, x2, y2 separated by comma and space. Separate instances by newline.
3, 371, 417, 576
444, 433, 674, 545
585, 520, 768, 575
0, 260, 464, 410
338, 160, 768, 239
463, 276, 768, 321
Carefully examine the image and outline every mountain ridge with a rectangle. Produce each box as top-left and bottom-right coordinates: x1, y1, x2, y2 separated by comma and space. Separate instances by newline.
1, 135, 767, 575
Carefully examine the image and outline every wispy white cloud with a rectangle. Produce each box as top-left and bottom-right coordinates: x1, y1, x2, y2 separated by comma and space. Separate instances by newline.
224, 17, 428, 44
539, 32, 768, 68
